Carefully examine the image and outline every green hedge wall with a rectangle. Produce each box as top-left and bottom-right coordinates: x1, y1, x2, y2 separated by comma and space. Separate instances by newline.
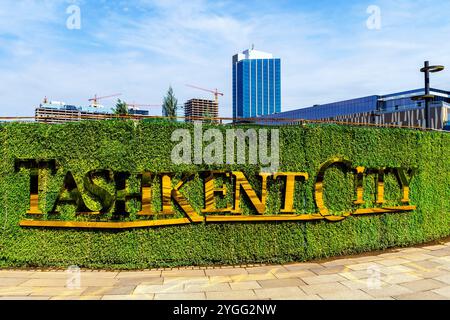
0, 121, 449, 269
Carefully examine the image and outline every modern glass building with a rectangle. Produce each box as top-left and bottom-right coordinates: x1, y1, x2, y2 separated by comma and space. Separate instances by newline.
258, 88, 450, 130
232, 48, 281, 119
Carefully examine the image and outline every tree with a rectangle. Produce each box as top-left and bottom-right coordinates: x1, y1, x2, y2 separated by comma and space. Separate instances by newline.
113, 99, 129, 116
202, 110, 214, 124
162, 86, 178, 120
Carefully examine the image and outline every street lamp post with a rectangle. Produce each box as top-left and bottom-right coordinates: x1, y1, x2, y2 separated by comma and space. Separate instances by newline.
413, 61, 444, 129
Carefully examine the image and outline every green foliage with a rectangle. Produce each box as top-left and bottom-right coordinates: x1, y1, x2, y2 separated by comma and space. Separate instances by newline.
162, 86, 178, 119
112, 99, 129, 115
0, 121, 448, 269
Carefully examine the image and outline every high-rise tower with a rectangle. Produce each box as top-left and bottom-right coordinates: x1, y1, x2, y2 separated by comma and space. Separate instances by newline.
232, 48, 281, 119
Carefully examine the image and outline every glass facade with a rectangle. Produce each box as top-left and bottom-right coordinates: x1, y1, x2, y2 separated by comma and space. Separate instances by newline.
262, 95, 378, 121
259, 88, 450, 122
233, 54, 281, 119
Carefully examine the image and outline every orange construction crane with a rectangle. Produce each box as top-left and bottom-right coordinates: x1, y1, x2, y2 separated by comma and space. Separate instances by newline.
126, 103, 161, 108
186, 84, 224, 104
88, 93, 122, 106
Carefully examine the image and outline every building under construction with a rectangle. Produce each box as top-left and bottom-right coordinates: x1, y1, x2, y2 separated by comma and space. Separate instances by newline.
184, 98, 219, 123
35, 102, 148, 124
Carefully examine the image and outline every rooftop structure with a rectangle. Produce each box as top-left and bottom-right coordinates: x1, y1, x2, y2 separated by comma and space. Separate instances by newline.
258, 88, 450, 130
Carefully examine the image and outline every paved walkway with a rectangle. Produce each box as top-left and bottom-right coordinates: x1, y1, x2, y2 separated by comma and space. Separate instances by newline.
1, 241, 450, 300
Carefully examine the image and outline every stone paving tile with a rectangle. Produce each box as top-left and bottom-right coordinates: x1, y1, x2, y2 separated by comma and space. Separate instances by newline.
78, 278, 120, 287
378, 265, 415, 275
346, 262, 383, 271
50, 296, 102, 300
79, 272, 119, 279
254, 286, 306, 299
161, 270, 206, 277
381, 273, 423, 284
163, 276, 209, 285
400, 279, 447, 292
427, 249, 450, 257
399, 253, 435, 262
409, 268, 448, 279
433, 274, 450, 285
119, 277, 163, 286
362, 284, 413, 298
206, 290, 257, 300
274, 270, 316, 279
431, 286, 450, 298
229, 273, 277, 282
0, 278, 29, 286
405, 259, 443, 270
246, 266, 287, 274
319, 289, 374, 300
257, 278, 305, 288
338, 270, 372, 281
393, 291, 447, 300
205, 268, 248, 277
134, 283, 185, 294
82, 285, 136, 296
0, 296, 51, 300
300, 282, 349, 295
2, 239, 450, 300
115, 271, 162, 278
429, 256, 450, 266
101, 294, 155, 300
30, 287, 86, 296
321, 259, 353, 267
272, 294, 323, 300
398, 248, 429, 254
301, 274, 347, 285
208, 276, 234, 283
184, 283, 231, 293
376, 252, 405, 259
0, 271, 36, 278
19, 278, 68, 287
154, 292, 206, 300
347, 256, 383, 263
229, 281, 261, 290
377, 258, 411, 266
23, 272, 69, 279
0, 286, 33, 296
422, 245, 447, 251
310, 265, 350, 275
283, 263, 322, 271
340, 279, 389, 290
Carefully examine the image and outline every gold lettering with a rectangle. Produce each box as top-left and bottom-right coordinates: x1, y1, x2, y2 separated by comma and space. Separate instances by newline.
15, 159, 57, 215
232, 172, 271, 214
396, 168, 416, 204
202, 171, 232, 213
376, 169, 385, 204
354, 166, 366, 205
273, 172, 309, 213
314, 158, 353, 221
160, 173, 204, 223
137, 172, 154, 216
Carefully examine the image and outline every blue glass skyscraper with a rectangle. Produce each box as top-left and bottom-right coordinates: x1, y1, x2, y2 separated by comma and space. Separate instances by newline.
232, 49, 281, 119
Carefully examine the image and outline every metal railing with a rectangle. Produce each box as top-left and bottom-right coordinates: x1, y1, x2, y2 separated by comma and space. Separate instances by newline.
0, 113, 448, 132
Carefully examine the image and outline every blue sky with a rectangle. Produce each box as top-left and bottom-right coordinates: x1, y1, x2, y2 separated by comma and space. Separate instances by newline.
1, 0, 450, 117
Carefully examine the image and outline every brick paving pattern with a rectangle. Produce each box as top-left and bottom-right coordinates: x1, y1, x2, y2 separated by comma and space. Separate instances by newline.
1, 241, 450, 300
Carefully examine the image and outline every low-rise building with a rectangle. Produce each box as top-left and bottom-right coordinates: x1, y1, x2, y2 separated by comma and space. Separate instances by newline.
258, 88, 450, 130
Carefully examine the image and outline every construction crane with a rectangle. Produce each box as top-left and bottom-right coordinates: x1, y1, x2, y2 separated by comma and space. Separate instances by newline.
126, 103, 161, 108
88, 93, 122, 107
185, 84, 224, 104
